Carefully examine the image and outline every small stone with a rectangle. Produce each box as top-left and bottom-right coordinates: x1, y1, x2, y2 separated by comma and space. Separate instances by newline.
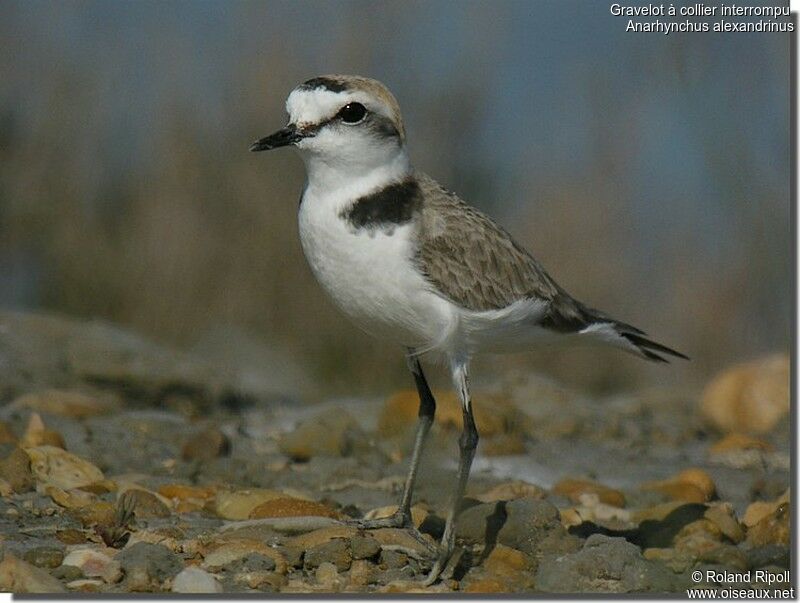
116, 542, 183, 592
172, 566, 223, 593
21, 413, 66, 449
315, 561, 342, 589
158, 483, 215, 505
67, 501, 116, 528
746, 502, 789, 547
234, 570, 285, 591
553, 478, 626, 508
53, 564, 84, 581
249, 497, 340, 519
181, 427, 231, 462
642, 547, 697, 573
45, 485, 96, 509
284, 525, 357, 550
305, 538, 351, 572
203, 540, 287, 575
278, 408, 369, 461
483, 543, 533, 578
0, 447, 34, 493
348, 559, 375, 587
743, 490, 789, 527
642, 468, 716, 503
456, 501, 505, 545
25, 446, 104, 490
363, 504, 428, 528
213, 488, 288, 520
350, 534, 381, 560
673, 518, 725, 556
700, 354, 789, 434
535, 534, 677, 593
62, 548, 120, 583
379, 549, 408, 570
497, 497, 582, 558
704, 503, 744, 543
0, 553, 66, 593
119, 488, 171, 519
66, 578, 104, 592
464, 577, 508, 593
23, 547, 64, 569
476, 480, 546, 503
56, 529, 89, 545
710, 433, 774, 454
369, 527, 437, 560
697, 544, 749, 571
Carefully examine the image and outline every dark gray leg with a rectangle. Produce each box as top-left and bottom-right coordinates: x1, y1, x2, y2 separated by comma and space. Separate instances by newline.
424, 362, 478, 585
349, 351, 436, 538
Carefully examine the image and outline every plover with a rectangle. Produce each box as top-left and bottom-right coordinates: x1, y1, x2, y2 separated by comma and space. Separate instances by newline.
251, 74, 687, 584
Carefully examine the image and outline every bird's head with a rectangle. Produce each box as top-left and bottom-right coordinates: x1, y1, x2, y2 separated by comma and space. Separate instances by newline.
251, 75, 408, 182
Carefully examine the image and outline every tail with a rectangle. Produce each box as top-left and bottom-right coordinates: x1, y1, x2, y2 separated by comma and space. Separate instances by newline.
605, 320, 689, 363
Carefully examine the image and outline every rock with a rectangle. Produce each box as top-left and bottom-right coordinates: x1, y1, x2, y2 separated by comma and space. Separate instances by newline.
379, 549, 408, 570
350, 534, 381, 560
118, 488, 171, 519
746, 501, 789, 547
315, 561, 343, 590
363, 504, 427, 528
745, 545, 790, 569
68, 500, 116, 529
65, 578, 104, 592
347, 559, 375, 587
278, 408, 369, 461
700, 354, 789, 434
116, 542, 183, 592
22, 547, 64, 569
62, 548, 122, 583
56, 529, 89, 545
642, 468, 716, 503
378, 389, 526, 440
25, 446, 104, 490
203, 540, 287, 575
21, 413, 66, 449
249, 497, 340, 520
12, 389, 117, 418
181, 427, 231, 462
642, 547, 697, 573
704, 503, 744, 543
172, 566, 223, 593
0, 553, 66, 593
233, 569, 285, 591
710, 433, 774, 454
284, 525, 357, 550
45, 485, 96, 509
697, 544, 749, 571
464, 577, 509, 593
0, 447, 34, 493
476, 480, 546, 503
673, 518, 726, 556
483, 543, 534, 578
497, 497, 582, 559
535, 534, 676, 593
553, 478, 626, 508
158, 483, 216, 503
304, 538, 351, 572
213, 489, 289, 520
743, 490, 789, 527
456, 501, 506, 545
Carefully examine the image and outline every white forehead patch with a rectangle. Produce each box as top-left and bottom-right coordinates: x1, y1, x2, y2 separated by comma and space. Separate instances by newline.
285, 87, 392, 128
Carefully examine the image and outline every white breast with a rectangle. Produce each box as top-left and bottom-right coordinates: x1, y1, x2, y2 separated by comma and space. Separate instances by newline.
298, 189, 454, 350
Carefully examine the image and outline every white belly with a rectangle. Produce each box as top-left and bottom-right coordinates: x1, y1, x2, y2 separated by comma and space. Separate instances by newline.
298, 196, 453, 349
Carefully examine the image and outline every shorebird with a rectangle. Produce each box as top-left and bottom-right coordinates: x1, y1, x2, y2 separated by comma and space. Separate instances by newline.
251, 74, 687, 584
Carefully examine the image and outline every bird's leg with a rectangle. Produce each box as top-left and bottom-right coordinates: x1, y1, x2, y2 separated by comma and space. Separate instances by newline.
347, 351, 436, 544
424, 362, 478, 586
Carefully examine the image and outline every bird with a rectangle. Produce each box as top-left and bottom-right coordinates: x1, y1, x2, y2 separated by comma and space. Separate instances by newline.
250, 74, 687, 584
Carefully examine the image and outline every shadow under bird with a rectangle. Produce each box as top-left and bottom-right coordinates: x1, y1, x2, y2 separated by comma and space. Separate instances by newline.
251, 74, 687, 584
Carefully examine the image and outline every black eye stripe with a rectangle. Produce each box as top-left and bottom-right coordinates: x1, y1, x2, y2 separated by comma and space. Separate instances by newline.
337, 102, 367, 123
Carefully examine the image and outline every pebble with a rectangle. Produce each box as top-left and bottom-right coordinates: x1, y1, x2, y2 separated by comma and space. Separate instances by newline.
118, 487, 172, 518
203, 540, 287, 574
172, 566, 223, 593
22, 546, 64, 569
21, 413, 66, 449
743, 490, 789, 527
745, 501, 789, 547
249, 497, 340, 519
25, 445, 104, 490
700, 354, 789, 434
476, 480, 546, 503
181, 426, 231, 462
0, 553, 66, 593
278, 408, 369, 461
642, 468, 716, 503
350, 534, 381, 560
283, 525, 357, 550
0, 447, 35, 493
61, 548, 122, 583
305, 538, 351, 571
347, 559, 375, 587
363, 504, 427, 527
116, 542, 183, 592
315, 561, 343, 590
213, 488, 288, 520
0, 420, 17, 445
482, 432, 527, 456
553, 478, 626, 507
497, 497, 582, 558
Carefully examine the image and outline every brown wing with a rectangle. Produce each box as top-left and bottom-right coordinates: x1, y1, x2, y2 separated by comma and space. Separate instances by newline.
414, 173, 589, 330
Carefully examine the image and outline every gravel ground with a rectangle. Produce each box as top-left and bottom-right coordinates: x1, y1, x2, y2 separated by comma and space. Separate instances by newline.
0, 310, 791, 594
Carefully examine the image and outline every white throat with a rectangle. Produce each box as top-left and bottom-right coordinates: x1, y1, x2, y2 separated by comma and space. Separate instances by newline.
301, 146, 412, 207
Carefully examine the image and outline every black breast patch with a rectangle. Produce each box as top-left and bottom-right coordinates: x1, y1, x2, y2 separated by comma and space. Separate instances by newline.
342, 179, 422, 231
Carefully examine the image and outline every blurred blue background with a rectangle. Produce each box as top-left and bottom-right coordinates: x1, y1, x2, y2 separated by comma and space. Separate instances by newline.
0, 1, 791, 394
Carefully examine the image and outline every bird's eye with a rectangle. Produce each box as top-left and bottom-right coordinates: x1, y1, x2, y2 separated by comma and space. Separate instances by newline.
338, 102, 367, 124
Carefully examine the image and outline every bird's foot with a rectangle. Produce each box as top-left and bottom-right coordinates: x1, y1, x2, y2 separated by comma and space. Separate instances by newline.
345, 510, 437, 557
422, 531, 455, 586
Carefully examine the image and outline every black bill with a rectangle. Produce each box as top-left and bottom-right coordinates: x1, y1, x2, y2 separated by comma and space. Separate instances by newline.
250, 124, 304, 152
